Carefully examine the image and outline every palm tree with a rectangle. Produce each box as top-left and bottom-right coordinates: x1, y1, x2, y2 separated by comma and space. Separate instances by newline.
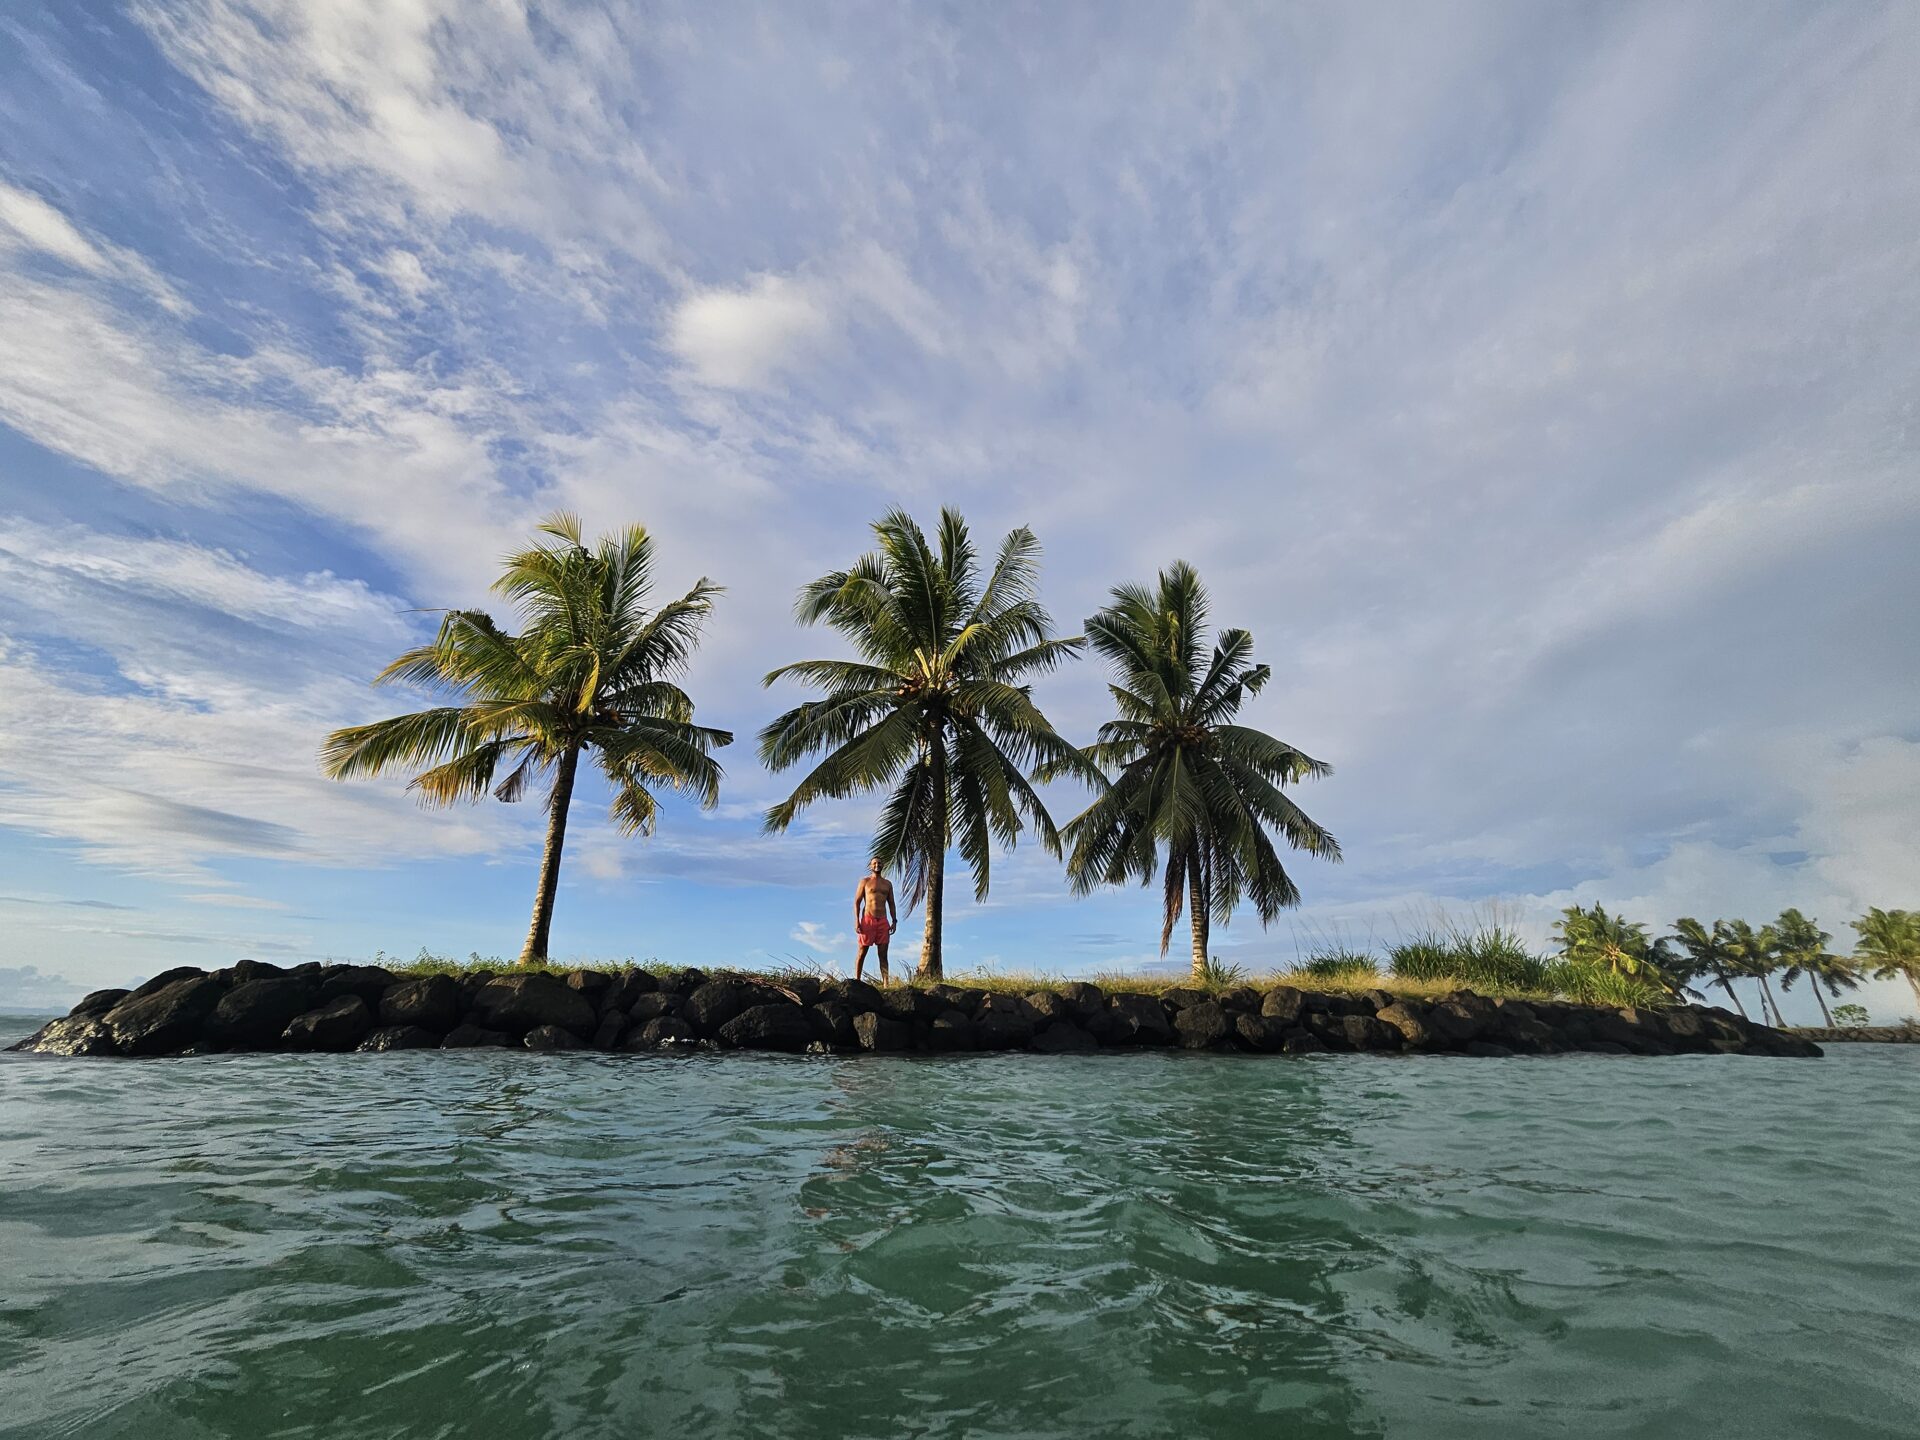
759, 508, 1090, 980
1670, 917, 1749, 1017
1052, 562, 1339, 979
321, 514, 731, 963
1555, 905, 1672, 989
1852, 907, 1920, 1011
1773, 908, 1856, 1026
1721, 919, 1784, 1026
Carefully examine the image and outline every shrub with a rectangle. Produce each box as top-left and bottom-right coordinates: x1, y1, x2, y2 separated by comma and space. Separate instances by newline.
1546, 961, 1669, 1009
1387, 923, 1552, 992
1195, 954, 1250, 988
1300, 948, 1381, 981
1831, 1003, 1870, 1029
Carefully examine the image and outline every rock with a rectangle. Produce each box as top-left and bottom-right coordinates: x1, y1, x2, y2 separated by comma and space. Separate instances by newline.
853, 1012, 911, 1052
923, 1009, 975, 1052
628, 992, 682, 1022
1579, 1040, 1633, 1055
1056, 981, 1106, 1017
973, 1009, 1033, 1051
627, 1016, 698, 1050
1280, 1028, 1326, 1054
1306, 991, 1371, 1016
928, 983, 986, 1013
357, 1026, 440, 1052
282, 995, 373, 1052
1217, 986, 1261, 1012
1174, 1001, 1236, 1050
1106, 992, 1175, 1046
1161, 986, 1209, 1010
1083, 1006, 1132, 1047
442, 1024, 513, 1048
663, 968, 707, 995
1305, 1012, 1353, 1050
1662, 1007, 1709, 1049
231, 959, 286, 982
1375, 1002, 1432, 1048
684, 980, 781, 1035
780, 975, 826, 1005
1234, 1014, 1288, 1053
718, 1003, 816, 1052
1425, 1001, 1486, 1045
72, 988, 130, 1017
377, 976, 460, 1032
975, 993, 1038, 1038
1341, 1015, 1404, 1052
563, 969, 612, 1003
1364, 988, 1398, 1013
1260, 986, 1306, 1025
316, 965, 397, 1004
9, 1015, 119, 1056
822, 978, 884, 1014
1025, 991, 1075, 1024
601, 969, 658, 1013
1463, 1040, 1516, 1058
209, 977, 321, 1046
470, 973, 597, 1037
810, 1002, 858, 1048
1031, 1021, 1098, 1053
525, 1024, 585, 1051
877, 987, 939, 1024
103, 975, 226, 1055
125, 966, 209, 1001
591, 1012, 628, 1051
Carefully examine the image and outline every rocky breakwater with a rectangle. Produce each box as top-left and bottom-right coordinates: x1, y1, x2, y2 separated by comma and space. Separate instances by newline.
8, 963, 1821, 1059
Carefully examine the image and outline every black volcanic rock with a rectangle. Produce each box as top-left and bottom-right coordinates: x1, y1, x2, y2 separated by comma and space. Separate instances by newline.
103, 976, 225, 1055
1174, 1002, 1235, 1050
72, 988, 130, 1017
525, 1024, 586, 1051
853, 1012, 910, 1052
8, 1015, 119, 1056
626, 1016, 698, 1050
282, 995, 372, 1052
470, 973, 596, 1037
1030, 1021, 1097, 1053
718, 1003, 815, 1052
378, 976, 460, 1032
316, 965, 397, 1005
209, 977, 321, 1046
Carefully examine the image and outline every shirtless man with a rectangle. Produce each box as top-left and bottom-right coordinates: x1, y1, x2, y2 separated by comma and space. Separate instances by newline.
853, 858, 898, 984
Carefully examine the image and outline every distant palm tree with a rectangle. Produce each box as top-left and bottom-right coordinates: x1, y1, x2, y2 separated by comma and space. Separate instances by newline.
1772, 909, 1856, 1027
760, 508, 1090, 980
321, 515, 731, 963
1670, 917, 1749, 1018
1721, 919, 1784, 1027
1852, 907, 1920, 1011
1052, 562, 1339, 979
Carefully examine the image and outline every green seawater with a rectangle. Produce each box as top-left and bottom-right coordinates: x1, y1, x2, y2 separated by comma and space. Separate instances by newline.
2, 1015, 1916, 1439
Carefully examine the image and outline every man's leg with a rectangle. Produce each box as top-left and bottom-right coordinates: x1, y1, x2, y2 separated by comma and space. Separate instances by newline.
855, 942, 869, 983
875, 940, 890, 985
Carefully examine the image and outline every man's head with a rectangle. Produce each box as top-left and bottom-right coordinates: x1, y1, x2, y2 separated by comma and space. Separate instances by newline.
868, 857, 883, 875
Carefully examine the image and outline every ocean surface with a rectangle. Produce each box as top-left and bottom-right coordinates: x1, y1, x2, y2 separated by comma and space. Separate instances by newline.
2, 1015, 1916, 1439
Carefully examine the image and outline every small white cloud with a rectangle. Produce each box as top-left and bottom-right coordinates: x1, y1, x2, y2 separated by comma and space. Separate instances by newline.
0, 181, 190, 314
666, 274, 831, 389
790, 920, 848, 954
370, 248, 433, 303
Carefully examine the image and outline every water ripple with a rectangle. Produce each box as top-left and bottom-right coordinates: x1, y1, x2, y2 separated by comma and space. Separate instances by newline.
3, 1024, 1918, 1438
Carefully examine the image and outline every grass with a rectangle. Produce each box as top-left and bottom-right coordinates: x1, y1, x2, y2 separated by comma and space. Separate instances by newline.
363, 947, 1574, 1004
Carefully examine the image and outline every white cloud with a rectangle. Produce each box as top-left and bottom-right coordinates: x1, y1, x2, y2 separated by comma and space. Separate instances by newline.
0, 180, 189, 314
790, 920, 848, 954
666, 274, 832, 390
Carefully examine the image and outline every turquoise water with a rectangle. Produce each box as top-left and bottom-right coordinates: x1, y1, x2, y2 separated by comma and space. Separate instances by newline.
2, 1015, 1915, 1439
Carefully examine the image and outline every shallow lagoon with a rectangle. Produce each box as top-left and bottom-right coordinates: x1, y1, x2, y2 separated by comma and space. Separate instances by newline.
2, 1016, 1915, 1438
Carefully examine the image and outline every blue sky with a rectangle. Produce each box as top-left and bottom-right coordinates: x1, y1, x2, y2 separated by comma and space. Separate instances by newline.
0, 3, 1916, 1019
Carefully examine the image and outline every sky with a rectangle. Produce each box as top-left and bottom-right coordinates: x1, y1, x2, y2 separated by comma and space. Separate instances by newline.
0, 2, 1916, 1019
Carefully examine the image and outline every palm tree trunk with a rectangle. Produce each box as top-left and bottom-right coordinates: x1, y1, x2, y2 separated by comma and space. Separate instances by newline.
917, 742, 948, 982
1812, 985, 1833, 1026
1719, 979, 1749, 1019
1188, 856, 1210, 981
520, 744, 580, 964
1757, 974, 1784, 1027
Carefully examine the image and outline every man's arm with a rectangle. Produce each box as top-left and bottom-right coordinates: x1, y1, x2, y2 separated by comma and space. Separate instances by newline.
854, 879, 865, 926
886, 884, 898, 929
